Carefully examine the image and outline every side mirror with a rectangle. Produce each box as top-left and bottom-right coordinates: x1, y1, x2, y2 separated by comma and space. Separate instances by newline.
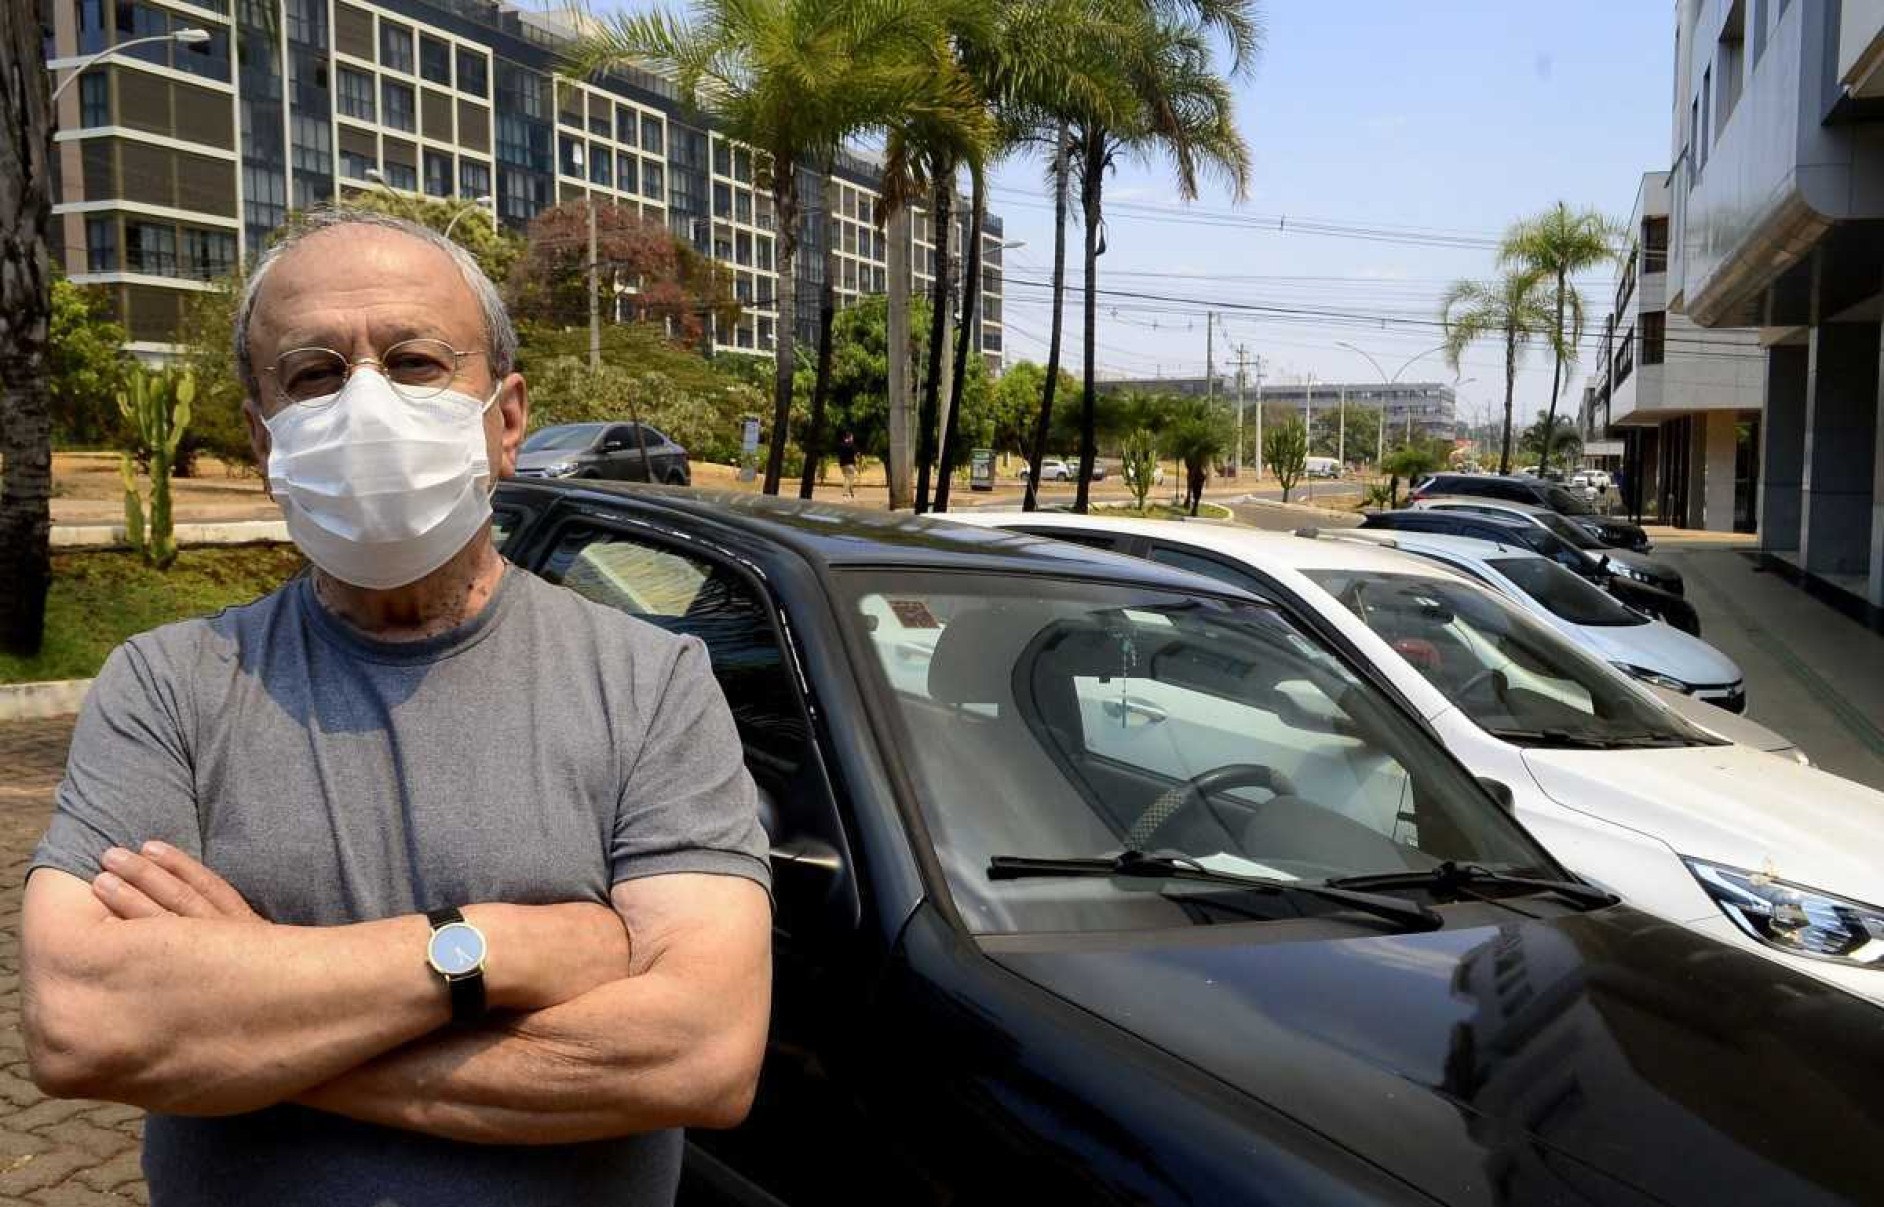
1476, 776, 1515, 812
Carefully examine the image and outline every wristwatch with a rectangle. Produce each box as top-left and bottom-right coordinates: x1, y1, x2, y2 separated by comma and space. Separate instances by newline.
425, 907, 488, 1025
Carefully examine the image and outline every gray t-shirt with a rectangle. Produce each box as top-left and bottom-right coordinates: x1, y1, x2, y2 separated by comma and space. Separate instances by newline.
31, 567, 771, 1207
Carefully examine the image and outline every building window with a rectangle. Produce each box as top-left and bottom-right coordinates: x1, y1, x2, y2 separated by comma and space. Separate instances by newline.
459, 158, 490, 199
379, 79, 414, 131
616, 153, 637, 195
1641, 312, 1665, 366
455, 47, 487, 97
78, 0, 107, 54
559, 135, 583, 177
125, 221, 177, 276
642, 160, 663, 200
337, 67, 375, 121
713, 181, 731, 218
379, 19, 412, 72
383, 161, 416, 191
291, 113, 333, 175
615, 105, 637, 147
419, 35, 450, 86
78, 72, 109, 127
424, 149, 452, 197
733, 148, 751, 183
85, 217, 117, 271
589, 144, 611, 187
712, 140, 731, 177
182, 228, 235, 280
339, 149, 374, 181
640, 115, 663, 155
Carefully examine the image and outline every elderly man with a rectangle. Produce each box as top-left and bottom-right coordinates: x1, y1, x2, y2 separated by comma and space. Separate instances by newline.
20, 210, 773, 1206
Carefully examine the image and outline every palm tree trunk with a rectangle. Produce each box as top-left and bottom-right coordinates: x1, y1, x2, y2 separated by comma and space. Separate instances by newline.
1499, 325, 1517, 475
933, 170, 985, 514
763, 164, 800, 496
1074, 131, 1103, 515
1023, 122, 1071, 513
1541, 266, 1567, 475
0, 2, 56, 655
799, 170, 838, 500
914, 172, 954, 515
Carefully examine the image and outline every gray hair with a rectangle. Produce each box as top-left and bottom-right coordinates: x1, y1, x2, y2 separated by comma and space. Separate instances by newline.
234, 207, 517, 402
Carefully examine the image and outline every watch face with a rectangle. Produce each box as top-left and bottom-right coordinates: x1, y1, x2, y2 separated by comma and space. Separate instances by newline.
428, 921, 485, 977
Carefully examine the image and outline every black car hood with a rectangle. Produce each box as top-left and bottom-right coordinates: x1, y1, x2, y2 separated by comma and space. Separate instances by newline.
987, 905, 1884, 1205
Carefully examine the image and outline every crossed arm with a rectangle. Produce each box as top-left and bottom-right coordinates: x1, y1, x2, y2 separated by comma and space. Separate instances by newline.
21, 844, 772, 1144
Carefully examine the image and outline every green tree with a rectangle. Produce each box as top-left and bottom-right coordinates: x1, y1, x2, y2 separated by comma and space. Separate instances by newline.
174, 274, 260, 474
1519, 408, 1582, 466
338, 188, 523, 286
48, 274, 131, 449
1121, 427, 1158, 509
1263, 416, 1308, 503
1499, 203, 1620, 474
570, 0, 948, 497
1159, 396, 1231, 515
1380, 440, 1448, 508
1440, 268, 1555, 474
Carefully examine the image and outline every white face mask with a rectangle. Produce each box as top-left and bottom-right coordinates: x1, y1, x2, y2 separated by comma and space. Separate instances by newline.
264, 368, 501, 590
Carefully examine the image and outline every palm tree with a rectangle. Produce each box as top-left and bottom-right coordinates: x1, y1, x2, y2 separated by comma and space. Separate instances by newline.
567, 0, 944, 496
1440, 268, 1556, 475
1499, 203, 1621, 475
1067, 6, 1253, 513
0, 0, 56, 655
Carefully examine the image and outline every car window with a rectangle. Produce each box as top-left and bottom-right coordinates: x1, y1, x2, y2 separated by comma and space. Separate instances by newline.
1489, 557, 1646, 627
1303, 570, 1712, 747
1145, 543, 1275, 600
1531, 511, 1600, 548
540, 525, 809, 766
1014, 526, 1123, 553
522, 424, 602, 452
1543, 484, 1594, 515
843, 571, 1555, 936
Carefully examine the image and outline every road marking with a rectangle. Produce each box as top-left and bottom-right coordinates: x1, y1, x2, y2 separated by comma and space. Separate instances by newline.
1679, 555, 1884, 762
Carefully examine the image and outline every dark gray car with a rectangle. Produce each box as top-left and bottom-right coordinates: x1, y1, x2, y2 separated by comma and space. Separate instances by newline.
515, 422, 691, 485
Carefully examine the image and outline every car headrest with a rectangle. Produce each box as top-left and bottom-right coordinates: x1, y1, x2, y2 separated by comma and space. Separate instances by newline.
927, 603, 1049, 707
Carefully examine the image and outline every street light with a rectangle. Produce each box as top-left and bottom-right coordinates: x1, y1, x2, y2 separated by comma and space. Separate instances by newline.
444, 196, 495, 239
50, 28, 212, 104
1336, 339, 1448, 462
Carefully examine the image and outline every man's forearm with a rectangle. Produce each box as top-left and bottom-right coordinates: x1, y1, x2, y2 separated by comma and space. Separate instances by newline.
297, 959, 766, 1145
23, 874, 628, 1116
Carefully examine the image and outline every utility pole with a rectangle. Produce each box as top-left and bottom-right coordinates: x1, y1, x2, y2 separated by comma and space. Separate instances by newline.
1205, 312, 1215, 403
1231, 343, 1250, 475
1377, 390, 1385, 466
1252, 354, 1266, 480
587, 194, 601, 371
886, 207, 913, 509
1338, 384, 1346, 467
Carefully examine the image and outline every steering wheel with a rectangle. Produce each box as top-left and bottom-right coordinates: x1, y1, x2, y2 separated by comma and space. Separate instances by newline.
1127, 763, 1298, 852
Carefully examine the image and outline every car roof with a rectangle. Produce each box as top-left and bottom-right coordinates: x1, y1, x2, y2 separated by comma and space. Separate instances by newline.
942, 509, 1486, 583
1342, 528, 1543, 567
1414, 495, 1550, 516
494, 480, 1247, 592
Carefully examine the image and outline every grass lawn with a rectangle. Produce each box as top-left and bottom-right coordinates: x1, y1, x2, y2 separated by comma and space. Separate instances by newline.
1, 545, 305, 685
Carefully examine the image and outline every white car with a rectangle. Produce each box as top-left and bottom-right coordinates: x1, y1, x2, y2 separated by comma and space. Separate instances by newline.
1019, 458, 1072, 483
943, 510, 1884, 1005
1333, 528, 1746, 713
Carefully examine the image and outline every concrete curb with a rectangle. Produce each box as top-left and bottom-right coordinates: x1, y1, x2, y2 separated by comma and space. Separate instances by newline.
0, 678, 93, 722
52, 519, 289, 549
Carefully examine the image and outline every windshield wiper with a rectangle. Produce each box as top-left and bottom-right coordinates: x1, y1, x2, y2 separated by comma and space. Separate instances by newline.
1484, 726, 1692, 750
988, 851, 1443, 932
1328, 861, 1618, 910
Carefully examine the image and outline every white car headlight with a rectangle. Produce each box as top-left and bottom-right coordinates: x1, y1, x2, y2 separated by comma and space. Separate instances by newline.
1615, 563, 1655, 585
546, 460, 577, 477
1685, 858, 1884, 966
1612, 662, 1691, 693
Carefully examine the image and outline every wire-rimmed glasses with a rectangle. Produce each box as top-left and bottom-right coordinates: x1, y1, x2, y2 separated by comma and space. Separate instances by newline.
264, 338, 485, 412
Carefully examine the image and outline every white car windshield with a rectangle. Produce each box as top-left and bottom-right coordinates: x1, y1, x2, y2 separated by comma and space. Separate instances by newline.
843, 571, 1554, 936
1302, 571, 1718, 750
1489, 557, 1647, 626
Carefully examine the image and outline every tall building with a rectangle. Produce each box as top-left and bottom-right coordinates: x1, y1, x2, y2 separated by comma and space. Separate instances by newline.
1581, 171, 1763, 531
1094, 376, 1458, 446
39, 0, 1003, 369
1666, 0, 1884, 613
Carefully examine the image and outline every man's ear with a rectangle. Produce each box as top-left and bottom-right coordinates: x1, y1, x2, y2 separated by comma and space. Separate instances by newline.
243, 399, 271, 494
494, 373, 528, 478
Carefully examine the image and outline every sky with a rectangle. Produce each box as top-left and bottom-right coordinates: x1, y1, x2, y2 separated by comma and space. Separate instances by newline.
985, 0, 1678, 430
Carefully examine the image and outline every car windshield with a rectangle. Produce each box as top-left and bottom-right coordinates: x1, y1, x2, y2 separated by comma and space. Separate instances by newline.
841, 570, 1555, 936
522, 424, 603, 452
1543, 484, 1594, 515
1301, 570, 1714, 747
1489, 557, 1647, 627
1532, 511, 1602, 549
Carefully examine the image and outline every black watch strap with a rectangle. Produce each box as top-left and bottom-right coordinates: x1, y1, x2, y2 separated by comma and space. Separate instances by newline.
425, 907, 487, 1025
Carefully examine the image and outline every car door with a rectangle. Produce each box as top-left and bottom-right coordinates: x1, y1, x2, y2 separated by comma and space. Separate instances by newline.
518, 513, 929, 1206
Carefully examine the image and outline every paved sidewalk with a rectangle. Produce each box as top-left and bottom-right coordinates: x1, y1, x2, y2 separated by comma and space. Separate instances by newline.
1658, 548, 1884, 791
0, 718, 147, 1207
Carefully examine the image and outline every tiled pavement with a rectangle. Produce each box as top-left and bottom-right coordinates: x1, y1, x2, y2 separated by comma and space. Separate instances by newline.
0, 718, 147, 1207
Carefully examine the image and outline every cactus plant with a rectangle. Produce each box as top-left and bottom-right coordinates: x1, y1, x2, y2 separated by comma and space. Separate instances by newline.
116, 371, 194, 570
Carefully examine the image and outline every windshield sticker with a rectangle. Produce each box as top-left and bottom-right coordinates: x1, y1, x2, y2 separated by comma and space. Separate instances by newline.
887, 598, 941, 629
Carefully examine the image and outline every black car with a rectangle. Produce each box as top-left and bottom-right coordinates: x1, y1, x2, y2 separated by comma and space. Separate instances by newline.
494, 480, 1884, 1207
1361, 510, 1701, 634
1409, 473, 1649, 552
1410, 497, 1683, 596
514, 421, 691, 485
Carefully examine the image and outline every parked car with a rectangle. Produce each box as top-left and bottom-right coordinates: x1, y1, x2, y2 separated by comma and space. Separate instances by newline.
1409, 496, 1680, 594
1409, 472, 1648, 551
1337, 529, 1746, 712
1018, 457, 1072, 482
944, 512, 1884, 1009
1122, 461, 1166, 488
514, 422, 691, 485
1359, 509, 1699, 634
494, 480, 1884, 1206
1304, 455, 1342, 479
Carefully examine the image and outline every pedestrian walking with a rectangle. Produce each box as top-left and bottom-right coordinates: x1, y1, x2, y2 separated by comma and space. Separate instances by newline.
837, 430, 859, 500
